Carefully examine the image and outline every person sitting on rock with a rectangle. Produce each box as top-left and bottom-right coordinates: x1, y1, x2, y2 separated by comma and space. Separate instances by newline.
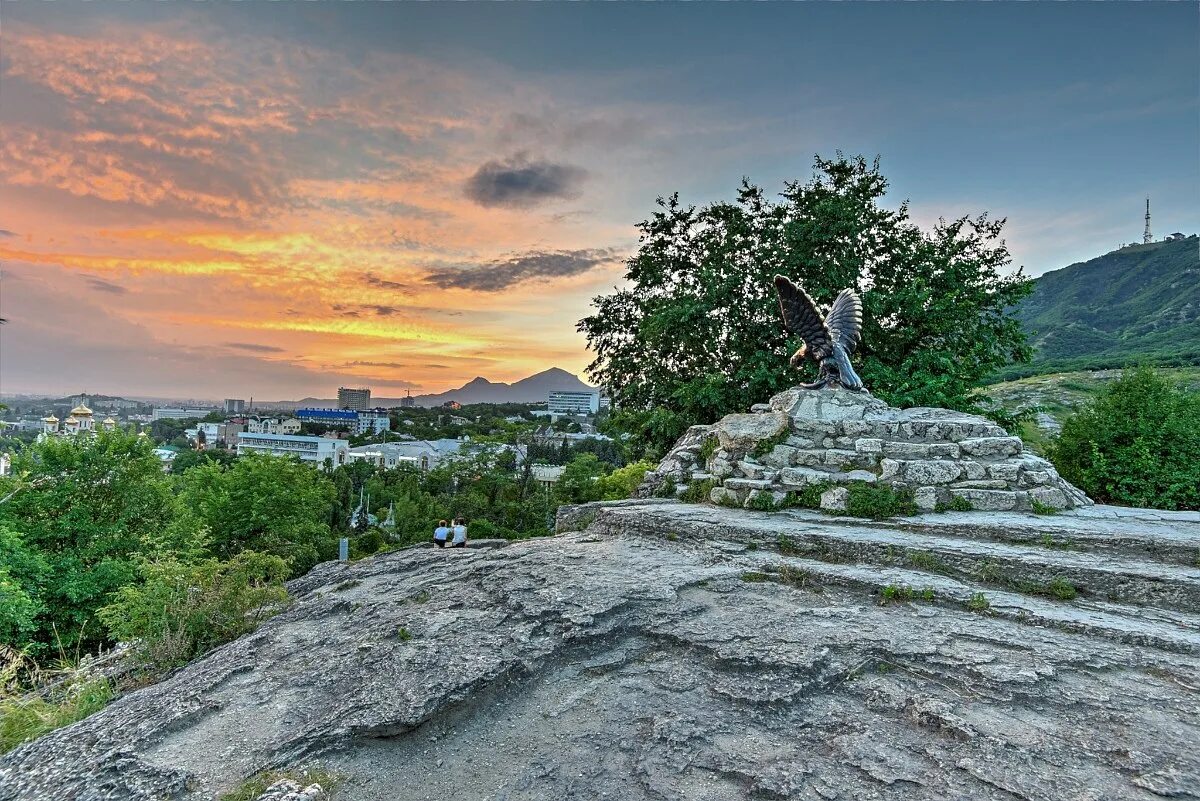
433, 519, 450, 548
450, 517, 468, 549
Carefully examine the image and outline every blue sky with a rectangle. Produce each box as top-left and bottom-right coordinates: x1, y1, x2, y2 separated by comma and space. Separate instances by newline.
0, 3, 1196, 398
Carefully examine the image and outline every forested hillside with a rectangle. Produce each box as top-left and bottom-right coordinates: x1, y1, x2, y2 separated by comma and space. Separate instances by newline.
998, 236, 1199, 379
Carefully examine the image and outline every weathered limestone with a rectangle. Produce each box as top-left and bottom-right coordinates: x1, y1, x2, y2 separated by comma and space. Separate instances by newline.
3, 501, 1197, 801
639, 387, 1092, 512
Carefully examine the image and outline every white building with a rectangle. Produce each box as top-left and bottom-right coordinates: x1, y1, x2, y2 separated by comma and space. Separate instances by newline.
547, 390, 599, 415
236, 433, 348, 466
356, 410, 391, 436
345, 438, 463, 471
153, 407, 211, 421
245, 417, 301, 435
223, 399, 246, 414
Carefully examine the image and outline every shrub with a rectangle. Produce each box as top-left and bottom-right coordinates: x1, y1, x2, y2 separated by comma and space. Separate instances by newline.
0, 676, 113, 754
1047, 367, 1200, 510
747, 492, 778, 511
98, 551, 290, 673
791, 482, 832, 510
966, 592, 990, 612
1045, 576, 1078, 601
653, 475, 678, 499
680, 479, 716, 504
936, 496, 974, 513
1029, 499, 1059, 516
699, 437, 719, 464
596, 460, 655, 500
844, 483, 917, 519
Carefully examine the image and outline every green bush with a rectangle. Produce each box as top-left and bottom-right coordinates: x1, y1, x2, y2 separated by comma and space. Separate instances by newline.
0, 677, 112, 755
680, 479, 715, 504
1047, 367, 1200, 510
791, 482, 832, 510
98, 551, 289, 672
844, 483, 918, 519
595, 460, 655, 500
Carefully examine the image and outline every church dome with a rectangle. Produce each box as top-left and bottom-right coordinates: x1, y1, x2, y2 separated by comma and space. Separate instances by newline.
70, 404, 94, 417
43, 414, 59, 423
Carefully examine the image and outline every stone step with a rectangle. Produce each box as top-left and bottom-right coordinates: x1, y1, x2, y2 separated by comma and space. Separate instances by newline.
778, 507, 1200, 567
582, 502, 1200, 614
732, 552, 1200, 654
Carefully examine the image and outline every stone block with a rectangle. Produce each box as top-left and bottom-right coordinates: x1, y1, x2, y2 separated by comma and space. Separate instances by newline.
714, 411, 789, 454
819, 486, 849, 511
724, 477, 773, 491
785, 435, 816, 449
949, 489, 1020, 511
927, 443, 962, 458
834, 470, 878, 484
902, 460, 962, 485
710, 487, 743, 506
962, 461, 987, 480
880, 459, 902, 480
792, 449, 828, 467
760, 445, 797, 469
710, 456, 735, 479
958, 437, 1023, 459
1028, 487, 1070, 510
987, 463, 1020, 482
824, 449, 868, 469
842, 420, 872, 437
855, 438, 884, 454
950, 480, 1009, 490
1020, 471, 1052, 488
690, 472, 714, 482
778, 466, 831, 488
740, 461, 768, 480
914, 486, 940, 511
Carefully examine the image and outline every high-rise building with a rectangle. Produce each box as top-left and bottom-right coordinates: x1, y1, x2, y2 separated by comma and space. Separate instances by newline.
223, 399, 246, 414
548, 390, 600, 415
400, 390, 416, 408
338, 387, 371, 411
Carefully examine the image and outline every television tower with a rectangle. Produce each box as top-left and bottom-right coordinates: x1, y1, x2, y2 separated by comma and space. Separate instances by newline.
1143, 197, 1152, 244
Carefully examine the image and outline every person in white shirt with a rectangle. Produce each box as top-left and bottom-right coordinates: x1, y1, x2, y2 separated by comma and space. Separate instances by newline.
450, 517, 467, 549
433, 519, 450, 548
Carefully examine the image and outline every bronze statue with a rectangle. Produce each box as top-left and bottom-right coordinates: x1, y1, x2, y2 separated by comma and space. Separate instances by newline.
773, 275, 865, 391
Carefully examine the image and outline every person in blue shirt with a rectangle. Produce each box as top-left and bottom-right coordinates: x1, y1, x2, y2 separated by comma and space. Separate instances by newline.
433, 519, 450, 548
450, 517, 467, 548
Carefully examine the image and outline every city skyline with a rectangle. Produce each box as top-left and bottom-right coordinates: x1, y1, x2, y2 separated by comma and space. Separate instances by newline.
1, 3, 1196, 398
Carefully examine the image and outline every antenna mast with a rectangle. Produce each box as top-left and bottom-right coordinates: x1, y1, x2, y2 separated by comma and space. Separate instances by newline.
1143, 197, 1152, 244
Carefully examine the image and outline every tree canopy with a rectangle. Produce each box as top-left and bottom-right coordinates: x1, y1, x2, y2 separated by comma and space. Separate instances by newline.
580, 155, 1033, 455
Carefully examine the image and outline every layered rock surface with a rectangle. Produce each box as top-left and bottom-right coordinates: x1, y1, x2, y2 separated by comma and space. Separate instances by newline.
3, 501, 1197, 801
640, 387, 1092, 512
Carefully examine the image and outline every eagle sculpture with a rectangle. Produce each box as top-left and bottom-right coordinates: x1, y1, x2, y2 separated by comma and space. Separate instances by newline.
773, 275, 865, 391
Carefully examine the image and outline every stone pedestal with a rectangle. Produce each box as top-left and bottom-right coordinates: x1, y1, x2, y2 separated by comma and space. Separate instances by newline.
638, 387, 1092, 512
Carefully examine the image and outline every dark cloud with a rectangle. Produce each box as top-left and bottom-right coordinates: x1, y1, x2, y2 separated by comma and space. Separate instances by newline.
424, 248, 619, 292
464, 153, 587, 209
225, 342, 286, 353
362, 272, 411, 292
0, 230, 17, 238
85, 276, 127, 295
332, 303, 402, 317
346, 360, 408, 369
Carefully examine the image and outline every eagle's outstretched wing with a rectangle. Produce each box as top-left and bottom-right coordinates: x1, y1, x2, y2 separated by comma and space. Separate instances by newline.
774, 275, 833, 360
825, 288, 863, 355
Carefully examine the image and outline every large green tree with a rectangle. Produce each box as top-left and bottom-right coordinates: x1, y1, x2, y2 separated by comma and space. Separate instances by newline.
0, 431, 184, 652
580, 155, 1033, 455
176, 455, 336, 575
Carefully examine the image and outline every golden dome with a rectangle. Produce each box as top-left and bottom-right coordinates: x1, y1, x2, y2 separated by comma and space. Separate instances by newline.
64, 416, 80, 424
70, 404, 94, 417
43, 414, 59, 423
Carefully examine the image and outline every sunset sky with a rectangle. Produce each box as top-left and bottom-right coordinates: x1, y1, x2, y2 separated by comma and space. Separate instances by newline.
1, 3, 1196, 401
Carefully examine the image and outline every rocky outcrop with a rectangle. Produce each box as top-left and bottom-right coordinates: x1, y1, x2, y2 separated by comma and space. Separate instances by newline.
639, 387, 1092, 512
3, 500, 1197, 801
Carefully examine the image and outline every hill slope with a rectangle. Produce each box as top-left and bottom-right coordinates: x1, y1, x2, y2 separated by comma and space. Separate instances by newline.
1006, 235, 1199, 378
